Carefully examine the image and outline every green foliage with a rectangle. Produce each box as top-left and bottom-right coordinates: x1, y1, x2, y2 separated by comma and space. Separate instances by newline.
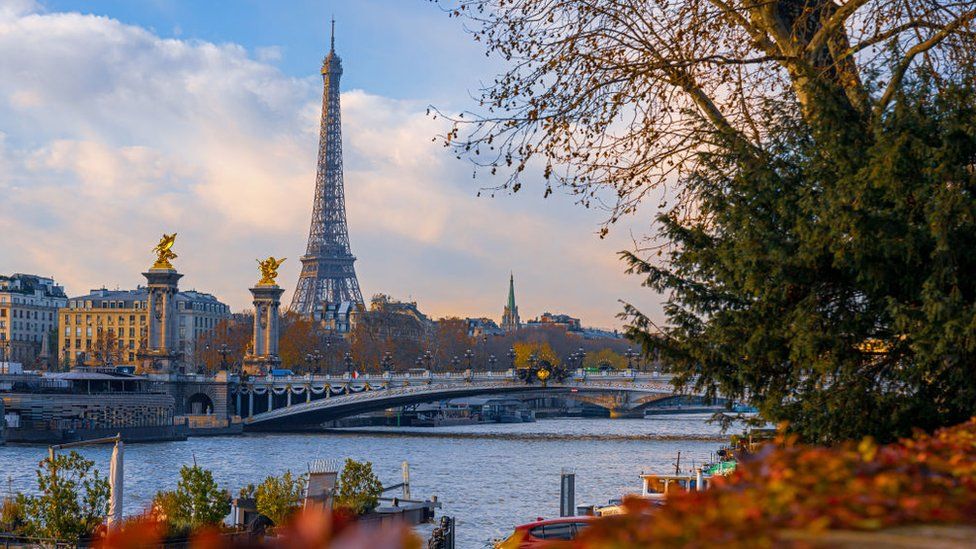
0, 497, 27, 535
254, 470, 307, 525
152, 465, 230, 531
625, 79, 976, 443
16, 451, 110, 541
334, 459, 383, 516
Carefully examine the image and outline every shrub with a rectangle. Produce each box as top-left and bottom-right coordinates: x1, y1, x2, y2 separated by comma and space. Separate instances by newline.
578, 417, 976, 547
16, 451, 110, 541
334, 459, 383, 515
151, 465, 230, 532
254, 470, 307, 525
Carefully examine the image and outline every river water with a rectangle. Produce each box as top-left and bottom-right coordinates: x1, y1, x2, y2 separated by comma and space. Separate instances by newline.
0, 414, 728, 547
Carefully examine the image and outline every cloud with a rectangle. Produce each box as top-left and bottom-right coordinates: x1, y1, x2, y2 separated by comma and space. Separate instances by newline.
0, 5, 662, 329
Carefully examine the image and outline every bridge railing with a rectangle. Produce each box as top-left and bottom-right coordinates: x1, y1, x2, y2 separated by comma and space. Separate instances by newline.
237, 368, 673, 388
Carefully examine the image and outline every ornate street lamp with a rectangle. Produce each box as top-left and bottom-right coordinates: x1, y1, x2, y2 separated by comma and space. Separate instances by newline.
306, 349, 323, 374
487, 354, 497, 370
463, 348, 474, 370
324, 337, 333, 374
381, 351, 394, 375
482, 334, 488, 369
424, 349, 434, 372
415, 355, 424, 369
529, 352, 539, 370
343, 351, 353, 376
625, 347, 636, 369
507, 347, 516, 369
577, 347, 586, 369
450, 355, 460, 371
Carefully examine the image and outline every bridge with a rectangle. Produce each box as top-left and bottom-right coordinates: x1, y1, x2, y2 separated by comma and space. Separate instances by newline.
232, 370, 690, 430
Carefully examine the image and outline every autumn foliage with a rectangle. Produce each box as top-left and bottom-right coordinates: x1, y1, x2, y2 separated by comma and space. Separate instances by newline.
577, 418, 976, 547
96, 508, 420, 549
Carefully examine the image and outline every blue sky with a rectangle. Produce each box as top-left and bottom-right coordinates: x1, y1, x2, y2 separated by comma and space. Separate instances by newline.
0, 0, 662, 329
43, 0, 491, 101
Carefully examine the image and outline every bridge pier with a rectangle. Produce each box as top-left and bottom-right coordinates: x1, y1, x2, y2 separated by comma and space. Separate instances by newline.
287, 390, 292, 407
306, 388, 311, 403
267, 391, 272, 411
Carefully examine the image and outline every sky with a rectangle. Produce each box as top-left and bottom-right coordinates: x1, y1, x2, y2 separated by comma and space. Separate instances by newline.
0, 0, 664, 329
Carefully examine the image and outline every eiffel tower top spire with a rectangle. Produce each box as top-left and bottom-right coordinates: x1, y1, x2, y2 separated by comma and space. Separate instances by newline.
290, 19, 364, 317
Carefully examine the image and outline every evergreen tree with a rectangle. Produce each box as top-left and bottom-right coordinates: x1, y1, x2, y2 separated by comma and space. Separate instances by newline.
624, 80, 976, 443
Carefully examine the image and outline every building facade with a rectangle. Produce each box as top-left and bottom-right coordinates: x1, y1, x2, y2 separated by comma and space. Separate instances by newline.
501, 273, 521, 332
59, 287, 230, 369
526, 311, 583, 332
0, 274, 68, 369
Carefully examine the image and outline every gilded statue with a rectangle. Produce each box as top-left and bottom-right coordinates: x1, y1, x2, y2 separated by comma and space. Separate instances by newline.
152, 233, 178, 269
257, 256, 286, 286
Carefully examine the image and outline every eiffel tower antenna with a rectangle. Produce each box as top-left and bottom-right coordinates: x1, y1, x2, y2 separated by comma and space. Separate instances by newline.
290, 19, 364, 317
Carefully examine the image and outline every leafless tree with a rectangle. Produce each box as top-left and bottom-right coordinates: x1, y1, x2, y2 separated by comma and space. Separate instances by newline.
435, 0, 976, 226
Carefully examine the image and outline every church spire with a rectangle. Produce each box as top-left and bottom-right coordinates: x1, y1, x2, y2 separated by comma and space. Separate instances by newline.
507, 272, 516, 311
502, 272, 520, 332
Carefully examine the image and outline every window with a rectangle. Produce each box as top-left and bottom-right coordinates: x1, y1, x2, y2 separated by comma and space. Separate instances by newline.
0, 309, 5, 317
64, 326, 69, 336
75, 327, 81, 337
528, 523, 576, 540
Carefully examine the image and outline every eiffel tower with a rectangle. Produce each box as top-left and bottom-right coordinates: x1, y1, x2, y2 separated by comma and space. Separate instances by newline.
290, 20, 364, 316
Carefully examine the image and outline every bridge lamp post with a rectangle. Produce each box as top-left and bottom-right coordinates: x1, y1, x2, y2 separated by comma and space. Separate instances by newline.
343, 352, 353, 377
324, 337, 333, 374
488, 354, 497, 370
507, 347, 516, 370
381, 352, 394, 375
450, 355, 460, 372
204, 343, 232, 373
464, 349, 474, 371
625, 347, 636, 370
306, 349, 323, 375
482, 335, 488, 369
424, 350, 433, 373
577, 347, 586, 369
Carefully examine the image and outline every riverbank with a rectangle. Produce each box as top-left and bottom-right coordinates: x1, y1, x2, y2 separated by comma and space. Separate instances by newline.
324, 428, 726, 442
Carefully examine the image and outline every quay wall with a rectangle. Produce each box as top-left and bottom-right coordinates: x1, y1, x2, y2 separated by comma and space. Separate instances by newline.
6, 423, 188, 444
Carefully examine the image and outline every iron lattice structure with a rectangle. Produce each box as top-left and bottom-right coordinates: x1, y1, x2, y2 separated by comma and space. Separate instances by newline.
290, 26, 364, 316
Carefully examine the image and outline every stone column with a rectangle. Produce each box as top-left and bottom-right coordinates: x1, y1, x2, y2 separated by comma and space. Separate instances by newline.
242, 284, 284, 376
139, 267, 183, 374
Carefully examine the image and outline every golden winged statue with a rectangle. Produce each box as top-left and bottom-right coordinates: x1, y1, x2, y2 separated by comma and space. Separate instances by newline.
152, 233, 178, 269
257, 256, 286, 286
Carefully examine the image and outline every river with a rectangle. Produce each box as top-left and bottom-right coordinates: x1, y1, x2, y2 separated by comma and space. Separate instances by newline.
0, 414, 729, 547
